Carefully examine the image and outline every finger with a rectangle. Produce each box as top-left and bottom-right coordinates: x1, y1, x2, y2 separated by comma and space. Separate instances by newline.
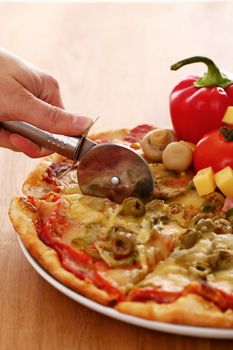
39, 75, 65, 109
11, 89, 93, 135
0, 128, 20, 152
9, 134, 52, 158
48, 88, 65, 109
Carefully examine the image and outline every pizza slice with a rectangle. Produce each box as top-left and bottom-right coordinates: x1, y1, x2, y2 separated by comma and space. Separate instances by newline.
9, 190, 186, 303
116, 217, 233, 327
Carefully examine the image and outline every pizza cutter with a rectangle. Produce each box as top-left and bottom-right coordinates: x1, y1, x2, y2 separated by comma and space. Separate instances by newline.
1, 121, 154, 203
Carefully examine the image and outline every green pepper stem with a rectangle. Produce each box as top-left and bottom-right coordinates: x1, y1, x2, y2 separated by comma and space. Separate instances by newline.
219, 126, 233, 142
171, 56, 233, 88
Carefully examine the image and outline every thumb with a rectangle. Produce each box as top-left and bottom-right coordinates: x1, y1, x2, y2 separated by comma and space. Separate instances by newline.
12, 91, 93, 135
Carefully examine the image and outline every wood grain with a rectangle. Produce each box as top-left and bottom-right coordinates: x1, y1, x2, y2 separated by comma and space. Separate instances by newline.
0, 2, 233, 349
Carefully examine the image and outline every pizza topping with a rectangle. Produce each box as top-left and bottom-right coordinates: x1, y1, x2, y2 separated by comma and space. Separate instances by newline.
127, 287, 182, 303
54, 242, 95, 281
168, 189, 203, 211
179, 228, 199, 249
73, 239, 101, 260
94, 267, 142, 296
162, 141, 193, 172
48, 161, 73, 178
193, 166, 216, 197
185, 282, 233, 311
141, 128, 176, 162
20, 196, 38, 213
208, 249, 233, 271
32, 186, 191, 297
120, 197, 145, 217
150, 163, 193, 200
42, 161, 73, 187
130, 260, 192, 296
214, 218, 232, 234
226, 208, 233, 228
195, 218, 216, 234
96, 247, 137, 268
128, 227, 233, 309
167, 202, 184, 215
166, 202, 186, 227
124, 124, 155, 143
110, 229, 135, 257
68, 196, 107, 226
223, 196, 233, 212
200, 192, 225, 213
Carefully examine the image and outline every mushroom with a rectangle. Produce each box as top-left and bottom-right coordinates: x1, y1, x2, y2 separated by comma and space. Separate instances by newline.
162, 141, 193, 171
141, 129, 176, 162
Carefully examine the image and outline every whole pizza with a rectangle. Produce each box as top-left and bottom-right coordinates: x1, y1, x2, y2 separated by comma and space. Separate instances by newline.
8, 120, 233, 329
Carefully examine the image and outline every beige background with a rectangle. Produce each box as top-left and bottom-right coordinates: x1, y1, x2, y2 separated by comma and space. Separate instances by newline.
1, 2, 233, 349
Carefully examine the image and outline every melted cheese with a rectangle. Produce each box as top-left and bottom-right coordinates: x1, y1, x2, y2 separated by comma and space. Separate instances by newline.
137, 245, 149, 273
159, 222, 186, 238
69, 201, 104, 224
63, 194, 188, 277
168, 189, 204, 209
173, 236, 213, 267
38, 190, 233, 297
139, 260, 193, 291
99, 268, 143, 294
136, 232, 233, 294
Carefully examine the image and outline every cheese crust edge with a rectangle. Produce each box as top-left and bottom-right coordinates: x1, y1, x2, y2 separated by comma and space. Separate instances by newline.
116, 294, 233, 328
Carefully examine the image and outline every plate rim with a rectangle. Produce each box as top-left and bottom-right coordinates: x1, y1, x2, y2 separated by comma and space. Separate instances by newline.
17, 236, 233, 339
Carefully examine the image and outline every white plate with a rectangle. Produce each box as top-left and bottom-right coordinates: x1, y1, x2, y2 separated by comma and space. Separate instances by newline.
18, 237, 233, 339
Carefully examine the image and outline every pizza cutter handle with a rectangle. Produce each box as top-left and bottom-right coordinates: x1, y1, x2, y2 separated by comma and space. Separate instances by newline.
1, 121, 82, 160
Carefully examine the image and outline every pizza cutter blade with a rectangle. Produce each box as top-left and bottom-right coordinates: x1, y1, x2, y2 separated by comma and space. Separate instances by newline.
78, 143, 154, 203
1, 121, 154, 203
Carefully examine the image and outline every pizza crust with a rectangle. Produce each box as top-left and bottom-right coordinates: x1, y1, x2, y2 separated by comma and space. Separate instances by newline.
116, 294, 233, 328
9, 197, 117, 305
22, 154, 64, 197
89, 128, 129, 142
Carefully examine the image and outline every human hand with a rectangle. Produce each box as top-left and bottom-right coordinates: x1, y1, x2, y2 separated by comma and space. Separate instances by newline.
0, 48, 92, 157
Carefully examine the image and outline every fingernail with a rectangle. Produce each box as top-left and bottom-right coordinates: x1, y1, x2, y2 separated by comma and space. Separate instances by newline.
73, 116, 93, 132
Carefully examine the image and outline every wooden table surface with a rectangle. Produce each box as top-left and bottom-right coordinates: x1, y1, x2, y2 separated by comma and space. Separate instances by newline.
1, 2, 233, 349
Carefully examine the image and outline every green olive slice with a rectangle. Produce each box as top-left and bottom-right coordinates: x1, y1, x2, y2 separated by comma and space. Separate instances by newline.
111, 230, 134, 257
189, 261, 210, 277
120, 197, 145, 217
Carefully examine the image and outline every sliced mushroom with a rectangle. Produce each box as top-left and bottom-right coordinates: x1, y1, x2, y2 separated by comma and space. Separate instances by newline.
162, 141, 193, 171
141, 129, 176, 162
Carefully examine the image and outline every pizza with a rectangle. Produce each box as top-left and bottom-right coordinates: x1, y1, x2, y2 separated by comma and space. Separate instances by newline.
9, 124, 233, 328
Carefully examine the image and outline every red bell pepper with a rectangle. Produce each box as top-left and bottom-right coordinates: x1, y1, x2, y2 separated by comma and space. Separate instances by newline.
170, 56, 233, 144
194, 126, 233, 172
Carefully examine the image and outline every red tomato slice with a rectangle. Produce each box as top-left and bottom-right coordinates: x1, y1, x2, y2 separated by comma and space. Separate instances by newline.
184, 282, 233, 311
163, 177, 190, 188
93, 267, 124, 300
128, 288, 182, 303
53, 241, 93, 264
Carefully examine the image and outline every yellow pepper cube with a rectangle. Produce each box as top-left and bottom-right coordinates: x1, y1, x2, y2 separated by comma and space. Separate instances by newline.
222, 106, 233, 124
214, 166, 233, 197
193, 167, 216, 196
